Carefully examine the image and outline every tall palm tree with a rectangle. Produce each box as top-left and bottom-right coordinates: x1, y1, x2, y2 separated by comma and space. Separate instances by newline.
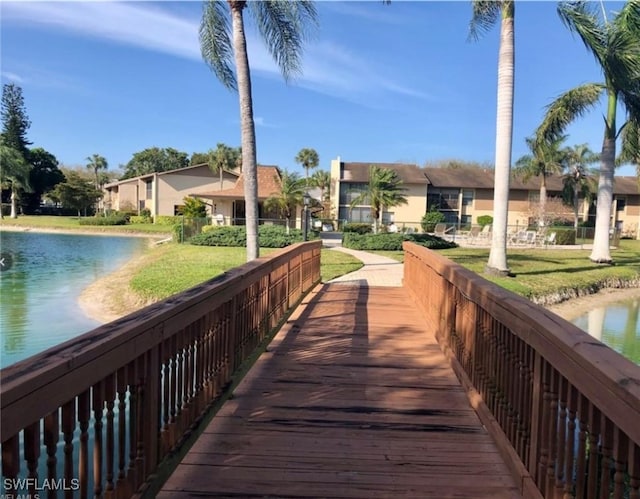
349, 165, 408, 234
562, 143, 598, 229
310, 169, 330, 201
295, 147, 319, 186
200, 1, 317, 261
86, 154, 108, 189
207, 142, 241, 188
1, 145, 32, 218
514, 135, 567, 226
263, 169, 305, 234
469, 0, 515, 276
536, 1, 640, 264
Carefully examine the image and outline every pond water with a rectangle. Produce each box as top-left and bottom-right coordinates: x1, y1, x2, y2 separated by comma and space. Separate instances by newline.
572, 298, 640, 365
0, 231, 149, 368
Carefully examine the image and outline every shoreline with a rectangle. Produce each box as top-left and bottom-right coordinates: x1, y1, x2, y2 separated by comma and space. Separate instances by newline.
0, 223, 170, 239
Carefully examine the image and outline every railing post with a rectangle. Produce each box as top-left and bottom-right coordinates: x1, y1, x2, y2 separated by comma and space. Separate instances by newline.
528, 351, 542, 484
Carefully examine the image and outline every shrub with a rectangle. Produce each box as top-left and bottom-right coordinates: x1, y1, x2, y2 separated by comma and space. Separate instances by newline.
79, 215, 128, 226
140, 208, 152, 218
421, 209, 446, 232
130, 215, 152, 224
189, 224, 313, 248
343, 233, 457, 251
156, 215, 182, 226
477, 215, 493, 227
551, 228, 576, 245
343, 222, 372, 234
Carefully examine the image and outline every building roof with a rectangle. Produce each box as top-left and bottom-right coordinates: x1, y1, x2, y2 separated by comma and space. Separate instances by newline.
103, 163, 240, 189
196, 166, 282, 200
423, 167, 639, 195
341, 162, 428, 184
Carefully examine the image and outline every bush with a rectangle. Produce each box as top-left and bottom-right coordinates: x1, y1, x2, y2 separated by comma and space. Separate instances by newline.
189, 224, 313, 248
79, 215, 128, 226
551, 228, 576, 245
477, 215, 493, 227
421, 209, 446, 232
342, 233, 457, 251
140, 208, 152, 218
343, 222, 372, 234
156, 215, 182, 226
130, 215, 152, 224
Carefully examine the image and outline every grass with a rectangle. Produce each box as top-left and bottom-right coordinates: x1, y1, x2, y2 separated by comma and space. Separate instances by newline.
372, 240, 640, 301
0, 215, 171, 234
130, 245, 363, 301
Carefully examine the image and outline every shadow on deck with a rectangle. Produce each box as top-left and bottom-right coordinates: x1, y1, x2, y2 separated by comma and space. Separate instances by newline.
159, 284, 520, 498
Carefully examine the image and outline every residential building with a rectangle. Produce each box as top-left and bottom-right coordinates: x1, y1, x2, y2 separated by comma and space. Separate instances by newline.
330, 157, 640, 236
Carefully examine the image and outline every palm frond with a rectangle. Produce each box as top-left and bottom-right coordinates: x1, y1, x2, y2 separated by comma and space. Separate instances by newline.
468, 0, 504, 41
200, 1, 236, 90
558, 2, 608, 68
618, 114, 640, 167
249, 0, 318, 82
536, 83, 605, 143
603, 23, 640, 95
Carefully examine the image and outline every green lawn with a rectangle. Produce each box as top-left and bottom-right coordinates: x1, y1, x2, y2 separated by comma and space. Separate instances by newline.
0, 215, 171, 234
129, 245, 363, 301
372, 240, 640, 301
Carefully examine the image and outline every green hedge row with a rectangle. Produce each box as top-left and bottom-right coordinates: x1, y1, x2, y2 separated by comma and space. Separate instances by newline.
343, 233, 457, 251
549, 229, 576, 245
189, 225, 315, 248
78, 215, 128, 226
129, 215, 152, 224
342, 223, 373, 234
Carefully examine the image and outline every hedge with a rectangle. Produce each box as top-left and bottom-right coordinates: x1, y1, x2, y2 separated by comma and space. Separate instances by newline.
189, 224, 315, 248
78, 215, 128, 226
343, 223, 373, 234
343, 233, 457, 251
130, 215, 152, 224
550, 228, 576, 245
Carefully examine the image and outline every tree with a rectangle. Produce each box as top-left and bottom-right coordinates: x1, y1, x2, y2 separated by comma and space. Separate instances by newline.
618, 116, 640, 183
349, 165, 408, 234
200, 0, 318, 261
86, 154, 108, 189
23, 147, 64, 213
263, 169, 305, 234
207, 143, 241, 188
1, 83, 31, 157
295, 147, 320, 185
514, 135, 567, 226
181, 196, 208, 218
562, 143, 598, 229
190, 152, 210, 166
47, 171, 102, 217
536, 1, 640, 263
469, 0, 515, 276
310, 169, 330, 202
122, 147, 189, 179
0, 145, 32, 218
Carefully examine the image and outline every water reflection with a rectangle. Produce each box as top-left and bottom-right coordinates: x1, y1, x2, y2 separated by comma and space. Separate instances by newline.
573, 298, 640, 364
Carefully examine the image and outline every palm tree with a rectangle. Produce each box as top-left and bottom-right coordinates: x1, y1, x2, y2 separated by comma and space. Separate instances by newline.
263, 169, 305, 234
469, 0, 515, 276
514, 135, 567, 226
207, 142, 241, 188
200, 1, 317, 261
295, 148, 319, 185
0, 145, 32, 218
310, 169, 330, 199
349, 165, 408, 234
536, 1, 640, 264
562, 143, 598, 229
86, 154, 108, 189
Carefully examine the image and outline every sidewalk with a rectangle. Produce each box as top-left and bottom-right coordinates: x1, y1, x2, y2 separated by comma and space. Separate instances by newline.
326, 246, 404, 287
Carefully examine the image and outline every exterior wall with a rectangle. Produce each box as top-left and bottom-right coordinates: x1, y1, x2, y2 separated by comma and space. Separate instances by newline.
614, 194, 640, 237
116, 182, 140, 212
330, 158, 341, 221
386, 184, 426, 226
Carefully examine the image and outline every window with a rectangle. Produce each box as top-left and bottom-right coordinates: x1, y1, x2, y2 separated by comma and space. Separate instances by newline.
339, 183, 368, 205
462, 190, 474, 206
616, 198, 626, 211
174, 205, 184, 215
146, 180, 153, 199
339, 206, 371, 223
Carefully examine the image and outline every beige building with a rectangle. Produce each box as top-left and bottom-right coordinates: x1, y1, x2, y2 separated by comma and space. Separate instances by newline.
330, 158, 640, 236
104, 164, 290, 225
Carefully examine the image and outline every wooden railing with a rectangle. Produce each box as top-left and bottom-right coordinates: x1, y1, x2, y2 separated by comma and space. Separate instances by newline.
403, 242, 640, 499
1, 241, 321, 498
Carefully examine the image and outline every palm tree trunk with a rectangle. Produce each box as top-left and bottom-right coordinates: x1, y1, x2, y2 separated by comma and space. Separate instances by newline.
539, 177, 547, 226
231, 3, 259, 261
573, 184, 579, 229
10, 189, 18, 219
590, 91, 617, 264
486, 3, 514, 276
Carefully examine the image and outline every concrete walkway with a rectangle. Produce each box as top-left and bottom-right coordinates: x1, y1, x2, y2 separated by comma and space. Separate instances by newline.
326, 247, 404, 287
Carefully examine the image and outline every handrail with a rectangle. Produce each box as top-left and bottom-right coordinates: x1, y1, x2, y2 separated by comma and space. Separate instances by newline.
1, 241, 322, 497
403, 241, 640, 499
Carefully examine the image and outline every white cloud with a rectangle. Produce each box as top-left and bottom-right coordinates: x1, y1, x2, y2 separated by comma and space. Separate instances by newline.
2, 1, 432, 107
1, 72, 24, 83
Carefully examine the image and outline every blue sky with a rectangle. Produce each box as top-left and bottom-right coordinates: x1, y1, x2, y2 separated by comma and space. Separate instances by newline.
1, 1, 636, 177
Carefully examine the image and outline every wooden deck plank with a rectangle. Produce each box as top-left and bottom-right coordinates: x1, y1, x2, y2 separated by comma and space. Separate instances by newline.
160, 284, 521, 498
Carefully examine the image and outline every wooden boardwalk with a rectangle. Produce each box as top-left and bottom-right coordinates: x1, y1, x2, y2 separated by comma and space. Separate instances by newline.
159, 284, 520, 498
